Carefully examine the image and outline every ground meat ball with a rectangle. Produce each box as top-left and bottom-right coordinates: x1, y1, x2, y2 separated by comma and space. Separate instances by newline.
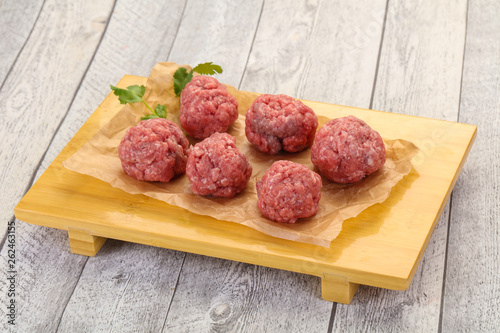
245, 94, 318, 155
118, 118, 189, 182
311, 115, 386, 184
186, 132, 252, 198
180, 75, 239, 139
256, 160, 322, 223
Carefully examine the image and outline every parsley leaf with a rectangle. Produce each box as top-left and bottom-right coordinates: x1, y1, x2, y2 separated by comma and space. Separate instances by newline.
173, 62, 223, 97
192, 62, 223, 75
110, 84, 167, 121
173, 67, 193, 96
110, 85, 145, 104
155, 105, 167, 118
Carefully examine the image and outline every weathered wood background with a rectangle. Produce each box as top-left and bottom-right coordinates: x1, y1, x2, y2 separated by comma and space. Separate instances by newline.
1, 0, 498, 331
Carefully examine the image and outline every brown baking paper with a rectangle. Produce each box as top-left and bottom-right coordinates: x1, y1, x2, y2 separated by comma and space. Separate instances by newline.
63, 62, 419, 247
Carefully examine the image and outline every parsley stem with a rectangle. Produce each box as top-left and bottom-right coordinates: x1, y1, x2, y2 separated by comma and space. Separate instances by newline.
141, 98, 155, 115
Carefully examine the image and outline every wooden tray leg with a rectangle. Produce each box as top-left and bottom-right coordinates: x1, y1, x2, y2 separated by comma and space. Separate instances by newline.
321, 274, 359, 304
68, 228, 107, 256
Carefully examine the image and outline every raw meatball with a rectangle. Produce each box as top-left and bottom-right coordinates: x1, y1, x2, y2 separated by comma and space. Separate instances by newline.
311, 115, 386, 184
118, 118, 189, 182
245, 94, 318, 155
256, 160, 322, 223
180, 75, 239, 139
186, 132, 252, 198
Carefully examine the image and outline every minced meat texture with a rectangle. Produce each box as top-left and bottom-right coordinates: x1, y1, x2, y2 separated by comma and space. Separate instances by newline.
186, 132, 252, 198
311, 115, 386, 184
245, 94, 318, 155
256, 160, 322, 223
118, 118, 189, 182
180, 75, 239, 139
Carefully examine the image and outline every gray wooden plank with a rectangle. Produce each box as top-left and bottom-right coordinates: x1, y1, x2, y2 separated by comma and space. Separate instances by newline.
52, 2, 191, 332
2, 225, 89, 332
0, 0, 114, 239
56, 241, 186, 333
59, 0, 264, 330
165, 255, 326, 333
0, 0, 115, 331
441, 0, 500, 331
0, 1, 116, 330
0, 0, 486, 332
371, 1, 466, 119
332, 0, 468, 331
241, 0, 386, 107
167, 0, 260, 88
0, 0, 44, 85
333, 206, 451, 331
0, 1, 188, 332
164, 0, 386, 331
37, 0, 188, 176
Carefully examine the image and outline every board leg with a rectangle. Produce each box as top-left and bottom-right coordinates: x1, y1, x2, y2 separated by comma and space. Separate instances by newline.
321, 274, 359, 304
68, 228, 107, 256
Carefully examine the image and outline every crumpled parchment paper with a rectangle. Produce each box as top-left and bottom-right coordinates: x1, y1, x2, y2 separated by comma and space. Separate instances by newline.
63, 62, 419, 247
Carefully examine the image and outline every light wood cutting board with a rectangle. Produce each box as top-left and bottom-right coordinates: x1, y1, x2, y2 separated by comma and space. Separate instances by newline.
15, 75, 477, 304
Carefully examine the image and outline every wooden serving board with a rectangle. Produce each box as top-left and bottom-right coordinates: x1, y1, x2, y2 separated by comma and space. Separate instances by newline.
15, 75, 476, 304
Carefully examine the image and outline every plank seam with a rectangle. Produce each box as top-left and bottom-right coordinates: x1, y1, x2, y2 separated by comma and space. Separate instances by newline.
0, 0, 46, 93
54, 256, 90, 332
18, 0, 118, 212
166, 0, 188, 61
5, 2, 118, 328
161, 253, 187, 332
327, 302, 337, 333
237, 0, 265, 90
107, 272, 133, 332
0, 1, 118, 251
368, 0, 390, 110
438, 196, 454, 333
456, 0, 470, 124
0, 0, 48, 252
439, 2, 470, 331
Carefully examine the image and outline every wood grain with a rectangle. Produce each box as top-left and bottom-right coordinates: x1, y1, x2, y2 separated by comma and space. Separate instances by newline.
164, 255, 330, 332
333, 205, 451, 331
0, 1, 115, 331
13, 0, 474, 330
242, 0, 387, 107
15, 74, 475, 326
36, 0, 187, 176
56, 0, 263, 330
1, 0, 498, 330
0, 0, 114, 238
372, 1, 466, 118
333, 0, 468, 331
1, 1, 188, 332
15, 77, 475, 289
56, 240, 185, 333
441, 0, 500, 331
166, 0, 386, 330
167, 0, 264, 88
0, 0, 44, 85
154, 0, 326, 330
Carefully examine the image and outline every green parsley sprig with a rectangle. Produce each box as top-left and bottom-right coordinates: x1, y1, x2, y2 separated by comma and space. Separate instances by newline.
110, 85, 167, 121
173, 62, 223, 96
